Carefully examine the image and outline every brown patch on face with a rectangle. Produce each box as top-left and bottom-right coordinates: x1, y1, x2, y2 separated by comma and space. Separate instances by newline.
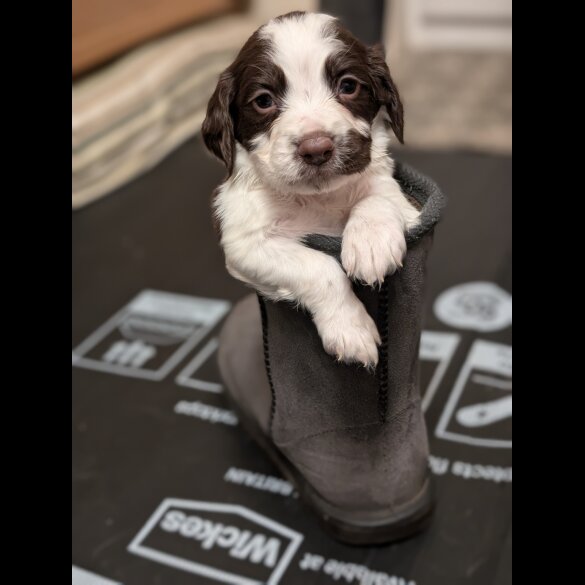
324, 19, 405, 143
336, 129, 372, 175
202, 30, 287, 175
230, 35, 287, 150
324, 25, 379, 124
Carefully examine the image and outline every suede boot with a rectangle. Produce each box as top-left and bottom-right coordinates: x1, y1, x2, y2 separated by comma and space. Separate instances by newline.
218, 161, 445, 545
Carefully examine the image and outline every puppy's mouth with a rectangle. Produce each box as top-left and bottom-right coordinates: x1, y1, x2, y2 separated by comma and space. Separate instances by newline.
286, 163, 336, 193
298, 160, 336, 180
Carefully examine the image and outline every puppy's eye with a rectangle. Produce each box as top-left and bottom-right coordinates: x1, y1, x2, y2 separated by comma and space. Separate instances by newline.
253, 93, 275, 113
338, 77, 359, 97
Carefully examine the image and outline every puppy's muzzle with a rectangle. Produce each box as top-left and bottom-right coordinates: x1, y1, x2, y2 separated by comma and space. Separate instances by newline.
297, 133, 334, 166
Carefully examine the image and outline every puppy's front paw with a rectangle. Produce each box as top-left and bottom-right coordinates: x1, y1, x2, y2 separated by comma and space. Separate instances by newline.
315, 301, 381, 368
341, 220, 406, 286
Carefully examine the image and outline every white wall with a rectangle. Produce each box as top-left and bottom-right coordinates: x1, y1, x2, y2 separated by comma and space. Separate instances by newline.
387, 0, 512, 52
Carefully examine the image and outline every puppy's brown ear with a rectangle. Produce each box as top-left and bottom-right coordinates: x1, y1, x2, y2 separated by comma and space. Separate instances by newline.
202, 70, 236, 174
367, 44, 404, 144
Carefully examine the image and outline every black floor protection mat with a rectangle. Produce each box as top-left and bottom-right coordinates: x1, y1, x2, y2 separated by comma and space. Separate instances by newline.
72, 135, 512, 585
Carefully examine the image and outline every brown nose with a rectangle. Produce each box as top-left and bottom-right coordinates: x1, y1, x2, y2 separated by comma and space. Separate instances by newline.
297, 134, 334, 166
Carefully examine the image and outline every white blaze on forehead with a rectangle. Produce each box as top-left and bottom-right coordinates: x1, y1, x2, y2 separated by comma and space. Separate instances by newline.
260, 13, 343, 128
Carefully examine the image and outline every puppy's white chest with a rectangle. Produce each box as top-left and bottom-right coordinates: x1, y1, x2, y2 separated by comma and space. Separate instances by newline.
273, 191, 359, 238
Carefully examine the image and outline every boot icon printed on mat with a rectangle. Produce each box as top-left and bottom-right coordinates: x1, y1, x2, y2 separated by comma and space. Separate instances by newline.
175, 338, 224, 393
102, 339, 156, 368
72, 290, 230, 381
435, 340, 512, 448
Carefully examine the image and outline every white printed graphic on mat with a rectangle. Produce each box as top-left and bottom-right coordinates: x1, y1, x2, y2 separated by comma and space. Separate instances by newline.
128, 499, 303, 585
175, 338, 223, 393
174, 400, 238, 426
224, 467, 295, 497
434, 281, 512, 332
299, 553, 415, 585
436, 340, 512, 448
72, 566, 121, 585
72, 290, 230, 381
419, 331, 461, 411
102, 340, 156, 367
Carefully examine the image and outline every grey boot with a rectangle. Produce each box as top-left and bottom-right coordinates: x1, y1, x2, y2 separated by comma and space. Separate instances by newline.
218, 162, 445, 545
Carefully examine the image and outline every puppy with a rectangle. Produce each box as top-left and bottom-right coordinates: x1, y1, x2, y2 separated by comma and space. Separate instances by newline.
202, 11, 420, 367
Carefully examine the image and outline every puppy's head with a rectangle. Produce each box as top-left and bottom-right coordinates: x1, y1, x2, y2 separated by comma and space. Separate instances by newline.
202, 12, 403, 193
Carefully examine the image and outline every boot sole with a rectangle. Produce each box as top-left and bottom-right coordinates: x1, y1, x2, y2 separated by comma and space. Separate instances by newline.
225, 394, 435, 546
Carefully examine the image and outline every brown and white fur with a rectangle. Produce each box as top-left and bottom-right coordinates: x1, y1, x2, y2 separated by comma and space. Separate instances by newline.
202, 12, 420, 368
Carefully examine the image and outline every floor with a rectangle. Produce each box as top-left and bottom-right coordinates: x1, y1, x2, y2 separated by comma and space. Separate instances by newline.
73, 135, 512, 585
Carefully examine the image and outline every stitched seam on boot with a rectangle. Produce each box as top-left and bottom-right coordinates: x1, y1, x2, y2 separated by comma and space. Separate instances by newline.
376, 278, 390, 422
258, 294, 277, 437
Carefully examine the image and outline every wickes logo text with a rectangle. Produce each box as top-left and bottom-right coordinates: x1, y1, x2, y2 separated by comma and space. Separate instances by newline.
160, 509, 281, 567
128, 499, 303, 585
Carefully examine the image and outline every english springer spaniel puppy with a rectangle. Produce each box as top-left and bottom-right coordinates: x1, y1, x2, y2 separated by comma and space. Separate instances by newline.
202, 11, 420, 367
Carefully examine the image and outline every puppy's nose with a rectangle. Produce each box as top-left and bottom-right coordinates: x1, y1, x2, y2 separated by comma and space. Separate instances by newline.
297, 134, 334, 166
